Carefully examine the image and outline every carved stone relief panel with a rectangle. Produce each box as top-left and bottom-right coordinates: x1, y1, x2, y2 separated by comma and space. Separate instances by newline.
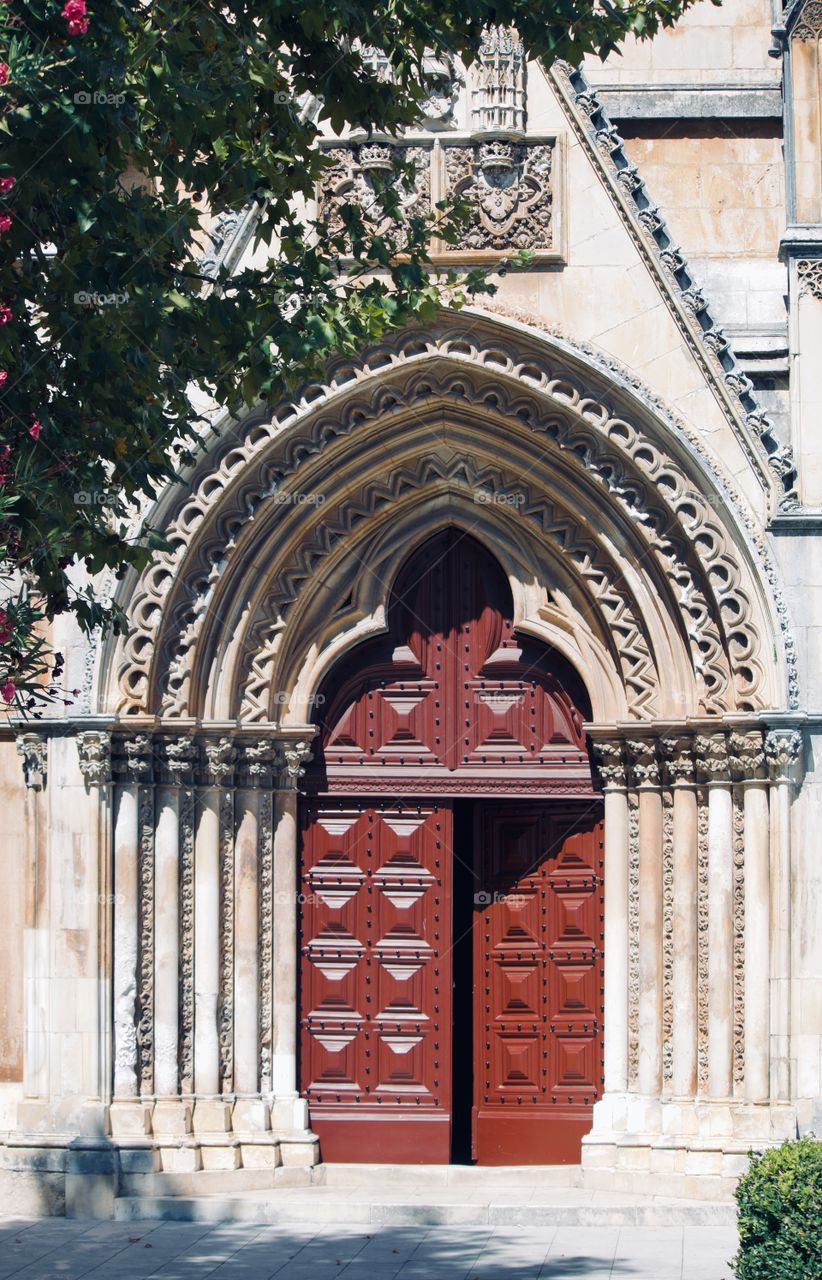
317, 142, 432, 248
440, 139, 554, 257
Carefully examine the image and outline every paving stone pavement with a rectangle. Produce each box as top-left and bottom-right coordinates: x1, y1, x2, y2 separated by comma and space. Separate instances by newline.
0, 1217, 738, 1279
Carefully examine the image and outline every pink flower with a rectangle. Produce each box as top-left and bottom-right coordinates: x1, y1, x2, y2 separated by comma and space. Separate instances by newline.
0, 177, 16, 194
0, 306, 11, 325
62, 0, 89, 35
0, 213, 13, 233
1, 680, 15, 704
0, 371, 7, 387
29, 418, 42, 441
0, 64, 8, 86
0, 611, 11, 644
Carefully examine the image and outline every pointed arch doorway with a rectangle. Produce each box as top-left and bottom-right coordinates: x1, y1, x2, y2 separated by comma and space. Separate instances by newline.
299, 529, 604, 1164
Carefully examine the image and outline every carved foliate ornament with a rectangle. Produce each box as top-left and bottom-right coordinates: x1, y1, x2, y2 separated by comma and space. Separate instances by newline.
727, 730, 767, 783
626, 738, 660, 788
241, 740, 279, 786
120, 733, 153, 782
441, 141, 553, 254
77, 730, 112, 786
694, 733, 731, 784
591, 740, 626, 789
163, 734, 197, 783
659, 735, 695, 786
205, 736, 237, 786
764, 728, 803, 783
16, 732, 48, 790
281, 740, 313, 788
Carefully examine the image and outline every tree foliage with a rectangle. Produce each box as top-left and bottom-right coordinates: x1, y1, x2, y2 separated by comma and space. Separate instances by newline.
0, 0, 700, 713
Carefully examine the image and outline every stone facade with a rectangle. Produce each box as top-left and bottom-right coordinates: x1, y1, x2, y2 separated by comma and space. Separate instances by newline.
2, 0, 822, 1214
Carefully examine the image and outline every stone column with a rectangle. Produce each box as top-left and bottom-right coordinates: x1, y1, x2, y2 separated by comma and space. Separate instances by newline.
110, 735, 152, 1138
729, 732, 771, 1103
765, 729, 803, 1101
16, 733, 49, 1101
270, 739, 318, 1165
660, 736, 698, 1100
152, 736, 196, 1134
76, 731, 114, 1107
627, 740, 663, 1099
696, 733, 734, 1099
593, 741, 630, 1095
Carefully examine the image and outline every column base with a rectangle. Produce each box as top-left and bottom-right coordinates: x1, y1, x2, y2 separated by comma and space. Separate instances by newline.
580, 1092, 799, 1200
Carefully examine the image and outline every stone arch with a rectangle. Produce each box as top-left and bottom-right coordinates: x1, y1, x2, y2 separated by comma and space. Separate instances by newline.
98, 312, 791, 725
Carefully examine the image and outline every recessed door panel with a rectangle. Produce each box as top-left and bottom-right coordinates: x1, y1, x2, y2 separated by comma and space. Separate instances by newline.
473, 803, 604, 1165
300, 799, 452, 1163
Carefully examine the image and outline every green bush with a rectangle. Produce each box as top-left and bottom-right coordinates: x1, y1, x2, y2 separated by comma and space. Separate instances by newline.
733, 1137, 822, 1279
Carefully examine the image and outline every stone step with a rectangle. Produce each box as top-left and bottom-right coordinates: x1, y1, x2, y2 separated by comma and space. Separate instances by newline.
113, 1187, 737, 1228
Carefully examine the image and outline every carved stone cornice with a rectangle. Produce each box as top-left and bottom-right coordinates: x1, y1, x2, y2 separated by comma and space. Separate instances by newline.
659, 734, 695, 786
727, 729, 768, 783
764, 728, 804, 784
16, 731, 47, 790
204, 736, 237, 787
694, 732, 731, 785
591, 739, 627, 790
77, 730, 112, 787
626, 738, 660, 788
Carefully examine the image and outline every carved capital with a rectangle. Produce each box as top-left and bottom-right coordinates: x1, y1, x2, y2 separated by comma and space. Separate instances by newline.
280, 740, 313, 789
204, 736, 237, 787
591, 739, 626, 789
77, 730, 112, 787
659, 735, 695, 785
241, 740, 279, 786
765, 728, 803, 784
16, 731, 47, 790
694, 732, 730, 784
120, 734, 153, 783
163, 735, 198, 783
727, 730, 767, 783
626, 738, 660, 788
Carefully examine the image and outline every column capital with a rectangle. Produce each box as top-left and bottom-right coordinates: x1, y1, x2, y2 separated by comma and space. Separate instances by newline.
764, 728, 804, 784
161, 734, 198, 785
693, 731, 730, 785
279, 739, 313, 790
658, 734, 695, 786
591, 739, 627, 790
77, 729, 112, 787
204, 735, 237, 787
240, 740, 279, 787
625, 737, 660, 788
727, 729, 768, 784
15, 730, 48, 790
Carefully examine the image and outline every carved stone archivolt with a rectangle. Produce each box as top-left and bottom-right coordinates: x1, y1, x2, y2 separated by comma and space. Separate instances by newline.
102, 320, 789, 728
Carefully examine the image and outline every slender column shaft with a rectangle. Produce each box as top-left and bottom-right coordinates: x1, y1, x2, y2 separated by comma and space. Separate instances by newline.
234, 790, 260, 1095
671, 784, 698, 1097
603, 785, 629, 1094
744, 781, 770, 1102
112, 785, 139, 1098
272, 786, 299, 1097
194, 790, 220, 1096
707, 782, 734, 1097
153, 787, 180, 1095
638, 786, 663, 1096
770, 777, 793, 1101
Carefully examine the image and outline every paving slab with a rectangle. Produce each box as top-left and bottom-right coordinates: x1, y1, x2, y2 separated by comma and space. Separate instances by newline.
0, 1217, 739, 1279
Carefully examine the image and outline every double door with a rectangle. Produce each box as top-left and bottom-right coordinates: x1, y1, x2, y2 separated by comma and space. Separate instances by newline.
299, 797, 603, 1164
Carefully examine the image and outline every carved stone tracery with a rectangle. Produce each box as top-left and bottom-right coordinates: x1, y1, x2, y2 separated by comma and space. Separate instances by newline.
797, 260, 822, 299
471, 25, 525, 132
441, 141, 553, 254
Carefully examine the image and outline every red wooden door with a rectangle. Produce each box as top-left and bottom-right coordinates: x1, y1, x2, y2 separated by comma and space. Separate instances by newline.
300, 799, 452, 1162
473, 803, 604, 1164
